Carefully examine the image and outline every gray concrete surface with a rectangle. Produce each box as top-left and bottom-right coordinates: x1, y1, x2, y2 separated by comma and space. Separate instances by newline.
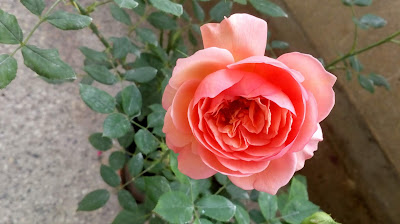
0, 1, 126, 223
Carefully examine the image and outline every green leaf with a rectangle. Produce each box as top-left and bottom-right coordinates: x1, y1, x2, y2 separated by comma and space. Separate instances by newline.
196, 195, 236, 221
114, 0, 139, 9
149, 0, 183, 17
77, 189, 110, 211
112, 209, 147, 224
79, 84, 116, 113
22, 45, 76, 80
103, 113, 133, 138
368, 73, 390, 90
0, 54, 17, 89
125, 67, 158, 83
133, 0, 146, 16
192, 0, 205, 22
226, 184, 249, 200
21, 0, 45, 16
79, 47, 109, 65
89, 132, 113, 151
354, 0, 372, 6
270, 40, 289, 49
100, 164, 121, 187
249, 209, 266, 223
249, 0, 288, 17
154, 191, 194, 223
46, 11, 92, 30
358, 74, 375, 93
169, 151, 190, 183
188, 29, 198, 46
136, 28, 158, 46
341, 0, 353, 6
109, 151, 126, 170
234, 0, 247, 4
134, 129, 159, 155
0, 9, 23, 44
210, 0, 233, 22
84, 65, 117, 85
258, 192, 278, 221
121, 84, 142, 117
118, 189, 138, 212
147, 108, 165, 128
235, 204, 250, 224
250, 190, 259, 202
359, 14, 386, 29
289, 175, 308, 201
282, 200, 319, 224
352, 17, 369, 30
349, 56, 363, 72
144, 176, 171, 202
215, 173, 228, 185
127, 153, 144, 176
117, 129, 135, 148
110, 37, 140, 59
277, 192, 289, 211
110, 4, 132, 25
148, 12, 177, 30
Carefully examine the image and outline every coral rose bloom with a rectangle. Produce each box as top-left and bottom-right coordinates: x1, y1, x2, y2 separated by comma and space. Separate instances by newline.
162, 14, 336, 194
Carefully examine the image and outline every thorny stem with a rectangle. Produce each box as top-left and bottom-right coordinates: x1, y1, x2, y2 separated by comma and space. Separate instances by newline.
10, 0, 63, 57
325, 29, 400, 70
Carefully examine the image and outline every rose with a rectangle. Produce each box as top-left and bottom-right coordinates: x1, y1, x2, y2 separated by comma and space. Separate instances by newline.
162, 14, 336, 194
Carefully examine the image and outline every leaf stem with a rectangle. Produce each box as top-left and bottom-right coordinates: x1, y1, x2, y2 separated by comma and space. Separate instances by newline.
214, 182, 227, 195
10, 0, 63, 57
119, 149, 169, 189
325, 29, 400, 70
70, 0, 111, 49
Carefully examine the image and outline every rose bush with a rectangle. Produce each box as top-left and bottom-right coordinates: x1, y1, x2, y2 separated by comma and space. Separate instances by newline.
162, 13, 336, 194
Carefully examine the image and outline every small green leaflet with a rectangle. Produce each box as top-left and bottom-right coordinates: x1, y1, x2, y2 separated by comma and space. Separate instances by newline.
46, 11, 92, 30
21, 0, 46, 16
192, 0, 205, 22
147, 12, 177, 30
196, 195, 236, 221
22, 45, 76, 80
149, 0, 183, 17
110, 4, 132, 25
117, 189, 138, 212
358, 74, 375, 93
154, 191, 194, 223
258, 192, 278, 221
109, 151, 126, 170
127, 153, 144, 176
235, 204, 251, 224
124, 67, 158, 83
134, 129, 159, 155
0, 9, 23, 44
210, 0, 233, 22
84, 65, 117, 85
359, 14, 387, 29
114, 0, 139, 9
144, 176, 171, 202
77, 189, 110, 211
103, 113, 133, 138
249, 0, 288, 17
121, 84, 142, 117
89, 133, 113, 151
79, 84, 116, 114
100, 164, 121, 187
368, 73, 390, 90
112, 209, 147, 224
0, 54, 17, 89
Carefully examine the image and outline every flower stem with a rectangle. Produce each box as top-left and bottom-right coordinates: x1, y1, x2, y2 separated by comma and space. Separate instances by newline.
325, 29, 400, 70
